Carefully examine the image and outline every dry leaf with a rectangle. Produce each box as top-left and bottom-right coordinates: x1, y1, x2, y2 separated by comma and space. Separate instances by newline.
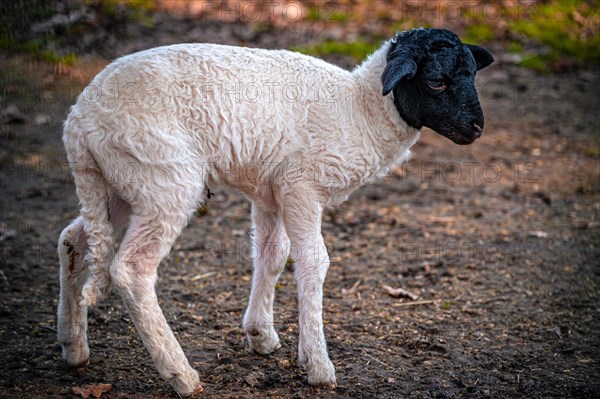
382, 285, 419, 300
72, 383, 112, 398
244, 371, 262, 387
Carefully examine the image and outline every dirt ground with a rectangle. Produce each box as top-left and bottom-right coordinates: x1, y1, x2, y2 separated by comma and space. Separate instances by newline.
1, 3, 599, 399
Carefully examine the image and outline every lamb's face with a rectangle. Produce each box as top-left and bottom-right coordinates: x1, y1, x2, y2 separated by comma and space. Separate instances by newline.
382, 29, 494, 145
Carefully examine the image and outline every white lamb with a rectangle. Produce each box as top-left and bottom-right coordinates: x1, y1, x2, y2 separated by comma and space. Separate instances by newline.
57, 28, 493, 396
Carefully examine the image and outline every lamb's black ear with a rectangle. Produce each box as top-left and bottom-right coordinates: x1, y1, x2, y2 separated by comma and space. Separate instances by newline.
466, 44, 494, 70
382, 57, 418, 96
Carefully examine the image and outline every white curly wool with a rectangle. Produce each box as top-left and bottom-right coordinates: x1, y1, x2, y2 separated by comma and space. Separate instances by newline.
57, 40, 419, 396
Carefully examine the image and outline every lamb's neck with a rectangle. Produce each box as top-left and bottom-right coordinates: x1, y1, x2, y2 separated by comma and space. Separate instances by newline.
350, 40, 420, 169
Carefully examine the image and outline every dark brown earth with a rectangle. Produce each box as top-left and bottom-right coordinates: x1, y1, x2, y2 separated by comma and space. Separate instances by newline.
1, 3, 599, 399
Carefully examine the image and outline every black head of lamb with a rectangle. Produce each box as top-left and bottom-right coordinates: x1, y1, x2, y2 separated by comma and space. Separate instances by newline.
382, 28, 494, 145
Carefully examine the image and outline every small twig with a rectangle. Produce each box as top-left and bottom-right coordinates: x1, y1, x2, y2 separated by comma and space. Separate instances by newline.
189, 272, 217, 281
342, 279, 361, 295
382, 285, 419, 300
478, 296, 509, 305
391, 300, 436, 307
42, 325, 57, 333
429, 216, 456, 224
363, 353, 392, 369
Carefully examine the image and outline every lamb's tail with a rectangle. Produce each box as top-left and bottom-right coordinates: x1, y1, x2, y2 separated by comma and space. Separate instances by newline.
64, 126, 115, 307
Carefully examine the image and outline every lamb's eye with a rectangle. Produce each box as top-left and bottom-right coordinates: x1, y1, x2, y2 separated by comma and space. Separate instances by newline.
427, 80, 446, 91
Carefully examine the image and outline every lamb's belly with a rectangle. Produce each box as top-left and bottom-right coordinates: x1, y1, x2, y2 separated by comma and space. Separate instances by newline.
207, 158, 281, 205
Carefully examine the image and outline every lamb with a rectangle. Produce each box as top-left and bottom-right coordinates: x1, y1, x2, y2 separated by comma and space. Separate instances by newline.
57, 28, 493, 396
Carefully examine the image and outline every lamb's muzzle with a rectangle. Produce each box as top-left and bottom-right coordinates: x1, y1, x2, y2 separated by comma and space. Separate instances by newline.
57, 27, 493, 396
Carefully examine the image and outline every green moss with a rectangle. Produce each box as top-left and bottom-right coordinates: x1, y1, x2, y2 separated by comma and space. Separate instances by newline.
41, 51, 78, 66
100, 0, 156, 27
290, 38, 379, 62
21, 39, 44, 53
519, 55, 549, 72
0, 37, 45, 54
462, 24, 495, 44
1, 0, 160, 65
306, 6, 320, 22
60, 53, 78, 66
441, 301, 455, 310
127, 0, 156, 10
328, 10, 352, 23
0, 28, 12, 50
511, 0, 600, 62
0, 34, 76, 66
458, 1, 599, 70
100, 0, 155, 15
306, 6, 352, 23
507, 41, 523, 53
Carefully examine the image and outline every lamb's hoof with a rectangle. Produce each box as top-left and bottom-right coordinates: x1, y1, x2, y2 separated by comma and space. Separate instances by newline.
246, 327, 281, 355
180, 384, 203, 398
170, 368, 201, 398
298, 345, 336, 387
249, 338, 282, 355
62, 342, 90, 369
306, 359, 337, 388
67, 358, 90, 369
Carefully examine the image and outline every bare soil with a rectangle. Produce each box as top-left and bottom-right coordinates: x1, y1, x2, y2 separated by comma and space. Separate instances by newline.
1, 5, 599, 399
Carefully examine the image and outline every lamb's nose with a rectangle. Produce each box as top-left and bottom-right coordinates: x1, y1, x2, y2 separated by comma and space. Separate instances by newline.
473, 123, 483, 138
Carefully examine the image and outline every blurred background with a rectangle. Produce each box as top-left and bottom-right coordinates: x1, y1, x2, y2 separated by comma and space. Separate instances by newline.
0, 1, 599, 399
1, 1, 599, 70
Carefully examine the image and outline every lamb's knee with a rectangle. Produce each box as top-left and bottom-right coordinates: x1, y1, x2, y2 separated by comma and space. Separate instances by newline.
58, 231, 77, 272
59, 218, 84, 255
110, 245, 161, 291
255, 237, 290, 273
58, 218, 88, 280
109, 260, 132, 291
273, 245, 290, 272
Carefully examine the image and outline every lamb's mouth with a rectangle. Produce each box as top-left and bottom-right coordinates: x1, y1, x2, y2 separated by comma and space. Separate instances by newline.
444, 125, 483, 145
450, 134, 478, 145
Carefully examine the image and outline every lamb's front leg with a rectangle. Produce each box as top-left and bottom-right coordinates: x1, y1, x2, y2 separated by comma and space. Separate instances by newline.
283, 195, 336, 387
243, 203, 290, 354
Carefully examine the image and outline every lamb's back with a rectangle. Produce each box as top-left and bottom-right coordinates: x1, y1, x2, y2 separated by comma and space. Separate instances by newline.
70, 44, 351, 165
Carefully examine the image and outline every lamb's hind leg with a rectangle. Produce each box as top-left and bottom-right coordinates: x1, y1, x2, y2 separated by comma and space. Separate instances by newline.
57, 195, 130, 367
110, 213, 202, 397
243, 203, 290, 354
57, 216, 90, 367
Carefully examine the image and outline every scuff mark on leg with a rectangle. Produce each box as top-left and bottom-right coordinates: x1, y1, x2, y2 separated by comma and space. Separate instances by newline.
106, 196, 111, 222
64, 240, 80, 278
